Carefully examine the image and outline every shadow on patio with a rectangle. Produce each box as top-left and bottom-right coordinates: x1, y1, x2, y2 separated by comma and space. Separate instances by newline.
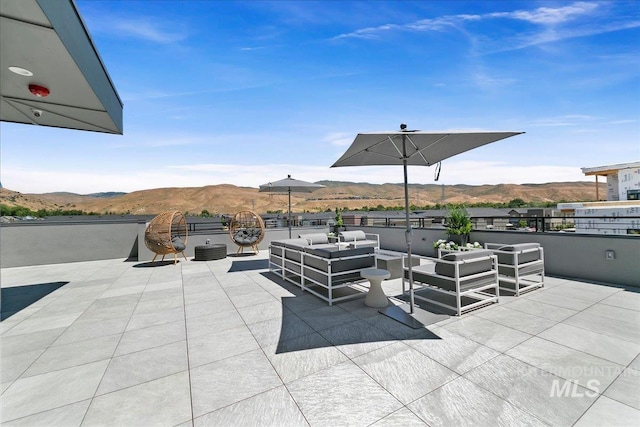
1, 281, 69, 321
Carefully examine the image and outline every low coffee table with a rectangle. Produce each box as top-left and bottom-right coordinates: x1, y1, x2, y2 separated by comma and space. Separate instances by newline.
360, 268, 391, 308
194, 244, 227, 261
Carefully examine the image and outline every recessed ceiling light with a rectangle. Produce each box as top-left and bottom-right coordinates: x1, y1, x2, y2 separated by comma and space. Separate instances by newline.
8, 66, 33, 76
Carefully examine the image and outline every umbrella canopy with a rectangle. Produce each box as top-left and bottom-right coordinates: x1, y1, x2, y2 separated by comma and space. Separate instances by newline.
332, 126, 524, 327
259, 175, 325, 238
332, 130, 523, 167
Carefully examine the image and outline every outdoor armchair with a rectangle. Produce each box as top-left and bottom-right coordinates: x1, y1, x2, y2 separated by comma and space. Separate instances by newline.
144, 211, 188, 265
338, 230, 380, 249
405, 249, 499, 316
229, 210, 265, 254
484, 242, 544, 296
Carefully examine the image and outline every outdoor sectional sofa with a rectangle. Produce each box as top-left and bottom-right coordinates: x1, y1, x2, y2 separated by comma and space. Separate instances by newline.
269, 233, 376, 305
405, 249, 500, 316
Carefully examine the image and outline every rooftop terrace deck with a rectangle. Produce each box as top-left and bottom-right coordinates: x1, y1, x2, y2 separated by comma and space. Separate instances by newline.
1, 252, 639, 426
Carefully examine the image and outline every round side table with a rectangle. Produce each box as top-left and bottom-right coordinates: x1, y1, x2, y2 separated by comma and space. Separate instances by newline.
361, 268, 391, 308
194, 244, 227, 261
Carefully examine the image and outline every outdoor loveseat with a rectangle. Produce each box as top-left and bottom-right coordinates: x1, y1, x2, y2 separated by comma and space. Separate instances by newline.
405, 249, 499, 316
269, 236, 375, 305
484, 242, 544, 296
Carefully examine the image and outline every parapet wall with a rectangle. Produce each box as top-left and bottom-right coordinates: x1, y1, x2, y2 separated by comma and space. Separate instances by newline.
1, 221, 638, 288
0, 221, 322, 268
355, 226, 639, 288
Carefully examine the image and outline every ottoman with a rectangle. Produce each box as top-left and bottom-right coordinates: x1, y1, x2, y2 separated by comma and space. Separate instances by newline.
194, 244, 227, 261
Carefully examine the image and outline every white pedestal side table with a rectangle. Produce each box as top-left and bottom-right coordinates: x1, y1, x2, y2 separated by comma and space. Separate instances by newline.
361, 268, 391, 308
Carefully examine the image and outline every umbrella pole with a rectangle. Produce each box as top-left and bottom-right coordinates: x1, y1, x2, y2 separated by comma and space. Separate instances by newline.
379, 130, 423, 328
403, 158, 415, 314
288, 189, 292, 238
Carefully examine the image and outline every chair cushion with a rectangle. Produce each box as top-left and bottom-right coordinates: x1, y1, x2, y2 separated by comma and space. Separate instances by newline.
303, 246, 375, 274
348, 240, 378, 249
435, 250, 493, 278
440, 250, 493, 262
281, 238, 310, 249
339, 230, 366, 241
307, 243, 338, 250
304, 245, 374, 259
171, 236, 186, 251
496, 243, 541, 265
299, 233, 329, 245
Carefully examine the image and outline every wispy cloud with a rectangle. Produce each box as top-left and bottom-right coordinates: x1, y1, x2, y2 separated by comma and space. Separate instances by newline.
114, 19, 187, 43
2, 161, 588, 194
472, 72, 517, 89
490, 20, 640, 53
240, 46, 270, 51
332, 14, 483, 40
332, 1, 639, 52
333, 23, 401, 40
433, 161, 587, 185
488, 2, 598, 25
606, 119, 637, 125
531, 115, 598, 127
324, 132, 353, 146
107, 133, 209, 149
87, 13, 189, 44
121, 84, 269, 102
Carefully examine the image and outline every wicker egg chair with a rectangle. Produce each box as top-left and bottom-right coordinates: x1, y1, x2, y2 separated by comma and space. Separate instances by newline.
144, 211, 188, 264
229, 210, 265, 254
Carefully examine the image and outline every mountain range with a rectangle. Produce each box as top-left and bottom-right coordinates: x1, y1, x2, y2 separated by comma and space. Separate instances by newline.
0, 181, 604, 215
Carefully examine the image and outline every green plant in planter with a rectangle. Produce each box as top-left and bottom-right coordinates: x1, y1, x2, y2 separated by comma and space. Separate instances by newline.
445, 206, 472, 245
334, 208, 343, 227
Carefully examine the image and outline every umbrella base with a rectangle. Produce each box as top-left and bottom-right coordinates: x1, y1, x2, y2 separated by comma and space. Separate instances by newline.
378, 303, 446, 329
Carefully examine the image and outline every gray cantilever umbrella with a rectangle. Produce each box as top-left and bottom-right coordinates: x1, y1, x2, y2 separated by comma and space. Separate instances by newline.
332, 124, 524, 328
259, 175, 325, 238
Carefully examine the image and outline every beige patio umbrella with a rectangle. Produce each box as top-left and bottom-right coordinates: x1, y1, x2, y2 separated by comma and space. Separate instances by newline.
259, 175, 325, 238
332, 124, 524, 327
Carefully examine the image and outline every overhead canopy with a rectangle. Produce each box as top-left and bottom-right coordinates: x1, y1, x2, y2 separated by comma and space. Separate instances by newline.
0, 0, 123, 134
332, 131, 524, 167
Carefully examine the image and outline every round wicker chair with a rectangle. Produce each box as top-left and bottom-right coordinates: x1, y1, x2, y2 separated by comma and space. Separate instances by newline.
144, 211, 188, 264
229, 210, 265, 254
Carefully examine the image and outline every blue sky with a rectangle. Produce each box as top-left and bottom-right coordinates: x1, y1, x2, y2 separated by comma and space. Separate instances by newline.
2, 0, 639, 194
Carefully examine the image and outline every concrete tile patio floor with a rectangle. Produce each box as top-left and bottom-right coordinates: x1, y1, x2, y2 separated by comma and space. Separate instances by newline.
1, 253, 639, 426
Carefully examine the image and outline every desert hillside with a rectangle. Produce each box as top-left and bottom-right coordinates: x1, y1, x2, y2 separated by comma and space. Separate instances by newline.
0, 181, 604, 215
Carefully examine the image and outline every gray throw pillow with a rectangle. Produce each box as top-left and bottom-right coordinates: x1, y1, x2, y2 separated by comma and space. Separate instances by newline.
172, 236, 186, 251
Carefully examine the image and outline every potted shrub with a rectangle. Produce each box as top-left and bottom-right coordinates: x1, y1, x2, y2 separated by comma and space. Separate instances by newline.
445, 206, 472, 246
333, 208, 345, 234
